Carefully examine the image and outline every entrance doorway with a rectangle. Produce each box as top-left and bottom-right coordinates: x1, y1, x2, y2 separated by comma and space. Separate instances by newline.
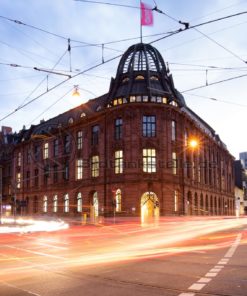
140, 192, 159, 224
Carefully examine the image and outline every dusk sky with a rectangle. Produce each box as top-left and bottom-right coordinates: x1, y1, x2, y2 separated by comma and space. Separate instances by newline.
0, 0, 246, 158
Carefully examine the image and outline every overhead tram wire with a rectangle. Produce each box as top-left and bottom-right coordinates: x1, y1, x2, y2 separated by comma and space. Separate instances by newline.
0, 53, 123, 123
184, 92, 247, 108
181, 73, 247, 93
1, 10, 247, 121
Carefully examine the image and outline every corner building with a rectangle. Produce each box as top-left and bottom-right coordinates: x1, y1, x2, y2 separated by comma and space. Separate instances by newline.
12, 43, 235, 222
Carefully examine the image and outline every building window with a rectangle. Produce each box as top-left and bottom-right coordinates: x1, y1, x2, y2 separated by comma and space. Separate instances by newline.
44, 165, 49, 185
172, 120, 176, 141
53, 165, 58, 183
143, 149, 156, 173
64, 135, 70, 154
115, 189, 121, 212
143, 116, 156, 137
77, 131, 83, 150
63, 161, 69, 180
16, 173, 21, 189
34, 169, 39, 187
53, 195, 58, 213
115, 150, 123, 174
172, 152, 177, 175
91, 155, 99, 177
43, 195, 48, 213
174, 190, 178, 212
27, 149, 31, 164
115, 118, 123, 140
92, 125, 99, 145
17, 152, 22, 167
184, 130, 188, 147
76, 159, 83, 180
93, 192, 99, 217
77, 192, 82, 212
64, 194, 69, 213
43, 142, 49, 159
34, 145, 40, 161
26, 171, 30, 188
33, 196, 38, 213
54, 139, 59, 157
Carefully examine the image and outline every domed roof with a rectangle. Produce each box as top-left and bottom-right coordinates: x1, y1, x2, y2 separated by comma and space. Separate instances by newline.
107, 43, 186, 107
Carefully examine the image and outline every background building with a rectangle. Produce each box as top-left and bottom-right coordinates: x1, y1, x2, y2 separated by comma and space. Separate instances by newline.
1, 43, 235, 222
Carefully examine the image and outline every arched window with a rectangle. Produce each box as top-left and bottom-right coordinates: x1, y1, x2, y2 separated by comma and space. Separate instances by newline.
77, 192, 82, 212
53, 195, 58, 213
135, 75, 145, 80
43, 195, 48, 213
115, 189, 121, 212
64, 193, 69, 213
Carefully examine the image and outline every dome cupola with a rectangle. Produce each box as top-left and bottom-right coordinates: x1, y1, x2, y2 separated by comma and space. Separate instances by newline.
107, 43, 186, 107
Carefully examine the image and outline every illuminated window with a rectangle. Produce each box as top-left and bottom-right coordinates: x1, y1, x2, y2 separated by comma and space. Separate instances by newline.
77, 192, 82, 212
170, 101, 178, 107
68, 117, 74, 125
92, 125, 99, 145
135, 75, 145, 80
115, 150, 123, 174
93, 192, 99, 217
43, 142, 49, 159
115, 189, 122, 212
91, 156, 99, 177
43, 195, 48, 213
143, 95, 148, 102
130, 96, 136, 103
122, 77, 129, 83
80, 112, 86, 118
64, 193, 69, 213
16, 173, 21, 189
77, 131, 83, 150
76, 159, 83, 180
143, 149, 156, 173
171, 120, 176, 141
157, 96, 162, 103
172, 152, 177, 175
53, 195, 58, 213
17, 152, 22, 167
184, 130, 188, 147
115, 118, 123, 140
143, 116, 156, 137
150, 75, 159, 81
174, 191, 178, 212
162, 97, 167, 104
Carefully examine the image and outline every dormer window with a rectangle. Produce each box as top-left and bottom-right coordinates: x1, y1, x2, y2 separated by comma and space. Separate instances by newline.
135, 75, 145, 80
68, 117, 74, 125
170, 101, 178, 107
80, 112, 86, 118
150, 75, 159, 81
163, 97, 167, 104
96, 105, 102, 112
130, 96, 136, 103
122, 77, 129, 83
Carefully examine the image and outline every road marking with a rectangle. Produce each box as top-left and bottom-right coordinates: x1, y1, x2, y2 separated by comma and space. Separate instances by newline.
0, 280, 41, 296
205, 272, 217, 277
188, 283, 206, 290
179, 233, 242, 296
209, 268, 222, 273
3, 244, 65, 259
197, 277, 212, 283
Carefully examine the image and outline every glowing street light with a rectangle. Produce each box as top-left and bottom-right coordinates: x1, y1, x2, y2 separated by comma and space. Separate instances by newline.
188, 138, 199, 149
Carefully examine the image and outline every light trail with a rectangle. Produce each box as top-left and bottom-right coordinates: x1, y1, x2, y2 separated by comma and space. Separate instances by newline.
0, 218, 69, 233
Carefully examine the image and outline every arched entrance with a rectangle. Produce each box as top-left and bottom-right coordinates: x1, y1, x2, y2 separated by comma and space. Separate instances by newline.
140, 192, 159, 224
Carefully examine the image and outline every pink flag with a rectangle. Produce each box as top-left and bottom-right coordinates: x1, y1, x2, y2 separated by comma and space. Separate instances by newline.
141, 2, 153, 26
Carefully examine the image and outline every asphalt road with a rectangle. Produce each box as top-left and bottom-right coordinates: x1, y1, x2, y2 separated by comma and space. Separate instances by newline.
0, 217, 246, 296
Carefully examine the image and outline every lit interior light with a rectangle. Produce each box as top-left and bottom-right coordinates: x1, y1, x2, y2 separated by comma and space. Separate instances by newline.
72, 85, 80, 97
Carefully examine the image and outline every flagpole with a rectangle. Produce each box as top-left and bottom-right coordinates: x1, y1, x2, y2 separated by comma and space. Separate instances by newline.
140, 1, 143, 43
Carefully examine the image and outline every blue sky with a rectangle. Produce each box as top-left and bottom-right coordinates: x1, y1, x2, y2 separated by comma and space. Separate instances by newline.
0, 0, 247, 158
